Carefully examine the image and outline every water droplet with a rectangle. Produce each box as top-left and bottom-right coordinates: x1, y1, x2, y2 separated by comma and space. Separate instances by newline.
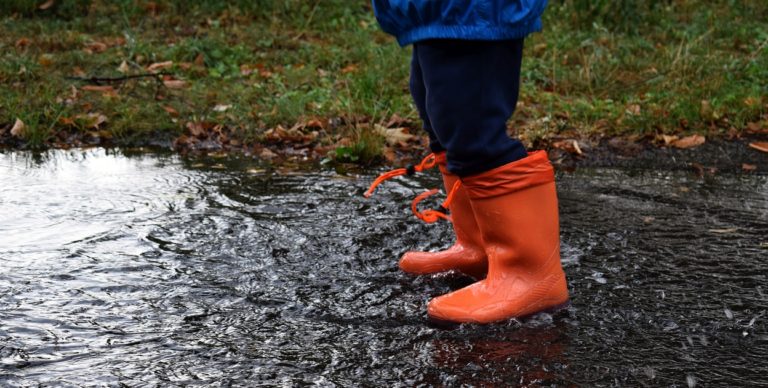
591, 272, 607, 284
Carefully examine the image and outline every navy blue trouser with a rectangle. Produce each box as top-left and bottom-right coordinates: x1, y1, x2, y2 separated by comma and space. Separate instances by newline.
410, 39, 527, 177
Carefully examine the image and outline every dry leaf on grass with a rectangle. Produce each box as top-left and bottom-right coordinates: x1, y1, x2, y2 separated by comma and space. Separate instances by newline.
11, 119, 26, 138
163, 79, 187, 89
552, 139, 583, 155
749, 142, 768, 153
38, 0, 55, 10
15, 38, 31, 48
147, 61, 173, 73
84, 41, 108, 54
162, 105, 179, 117
375, 124, 416, 146
117, 60, 130, 74
81, 85, 117, 97
660, 134, 678, 146
672, 135, 706, 149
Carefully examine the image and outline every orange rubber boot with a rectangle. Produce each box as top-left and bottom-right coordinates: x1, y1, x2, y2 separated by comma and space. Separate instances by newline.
427, 151, 570, 324
399, 153, 487, 279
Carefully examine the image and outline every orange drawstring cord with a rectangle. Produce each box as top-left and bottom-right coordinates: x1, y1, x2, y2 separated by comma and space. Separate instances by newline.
411, 179, 462, 224
363, 153, 438, 198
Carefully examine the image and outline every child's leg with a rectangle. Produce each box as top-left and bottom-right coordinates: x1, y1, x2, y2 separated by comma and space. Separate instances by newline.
414, 39, 528, 177
409, 46, 444, 154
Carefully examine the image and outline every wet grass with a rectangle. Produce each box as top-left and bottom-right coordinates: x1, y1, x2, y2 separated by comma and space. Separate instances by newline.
0, 0, 766, 161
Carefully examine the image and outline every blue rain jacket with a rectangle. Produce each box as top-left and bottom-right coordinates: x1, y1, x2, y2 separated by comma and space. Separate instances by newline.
372, 0, 548, 46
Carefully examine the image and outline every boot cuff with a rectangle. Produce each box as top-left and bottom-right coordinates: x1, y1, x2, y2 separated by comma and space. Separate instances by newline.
461, 151, 555, 199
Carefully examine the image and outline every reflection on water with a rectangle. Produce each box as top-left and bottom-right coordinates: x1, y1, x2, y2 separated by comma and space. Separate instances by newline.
1, 149, 767, 386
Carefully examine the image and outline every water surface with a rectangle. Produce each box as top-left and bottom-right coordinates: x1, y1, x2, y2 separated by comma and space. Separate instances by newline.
1, 149, 767, 386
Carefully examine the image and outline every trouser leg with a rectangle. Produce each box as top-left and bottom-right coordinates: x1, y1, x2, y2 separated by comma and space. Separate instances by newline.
413, 39, 528, 177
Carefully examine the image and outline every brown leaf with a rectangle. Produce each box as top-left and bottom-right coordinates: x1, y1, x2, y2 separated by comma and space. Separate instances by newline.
660, 134, 679, 146
163, 79, 187, 89
194, 53, 205, 67
341, 64, 358, 74
162, 105, 179, 117
38, 54, 54, 67
746, 121, 768, 134
375, 124, 416, 146
260, 148, 277, 159
117, 60, 130, 74
81, 85, 117, 97
38, 0, 55, 10
11, 118, 26, 138
742, 163, 757, 172
186, 122, 206, 137
304, 118, 324, 129
84, 41, 108, 54
385, 113, 408, 128
58, 116, 76, 126
625, 104, 641, 116
552, 139, 583, 155
15, 38, 31, 48
147, 60, 173, 73
672, 134, 706, 149
749, 142, 768, 153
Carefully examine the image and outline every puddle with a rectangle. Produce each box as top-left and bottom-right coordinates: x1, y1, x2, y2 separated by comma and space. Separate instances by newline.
1, 149, 767, 386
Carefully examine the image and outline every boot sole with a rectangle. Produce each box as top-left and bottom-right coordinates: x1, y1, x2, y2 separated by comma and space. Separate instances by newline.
427, 299, 571, 329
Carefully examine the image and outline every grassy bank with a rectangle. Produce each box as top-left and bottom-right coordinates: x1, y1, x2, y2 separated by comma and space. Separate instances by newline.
1, 0, 766, 163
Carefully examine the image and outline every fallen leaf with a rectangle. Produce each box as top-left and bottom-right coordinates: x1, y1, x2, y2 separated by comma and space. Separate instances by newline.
749, 142, 768, 153
672, 134, 705, 149
117, 60, 130, 74
38, 0, 55, 10
341, 64, 358, 74
163, 79, 187, 89
213, 104, 231, 112
660, 134, 679, 146
15, 38, 31, 48
186, 122, 206, 137
745, 121, 767, 134
162, 105, 179, 117
375, 124, 416, 146
38, 54, 54, 67
626, 104, 641, 116
81, 85, 117, 97
58, 116, 76, 126
11, 118, 26, 138
552, 139, 583, 155
264, 125, 317, 144
194, 53, 205, 67
385, 113, 409, 128
260, 148, 277, 159
84, 41, 108, 54
147, 60, 173, 73
304, 118, 324, 129
742, 163, 757, 172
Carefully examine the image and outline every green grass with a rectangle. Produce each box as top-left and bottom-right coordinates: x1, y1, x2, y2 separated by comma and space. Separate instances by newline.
1, 0, 766, 160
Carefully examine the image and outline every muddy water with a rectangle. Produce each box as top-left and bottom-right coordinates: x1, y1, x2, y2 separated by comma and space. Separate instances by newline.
1, 149, 766, 386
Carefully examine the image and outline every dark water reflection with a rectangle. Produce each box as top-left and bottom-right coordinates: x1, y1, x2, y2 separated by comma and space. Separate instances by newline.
1, 149, 766, 386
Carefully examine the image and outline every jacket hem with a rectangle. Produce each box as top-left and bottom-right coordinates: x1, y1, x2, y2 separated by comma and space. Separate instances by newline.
396, 20, 542, 46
